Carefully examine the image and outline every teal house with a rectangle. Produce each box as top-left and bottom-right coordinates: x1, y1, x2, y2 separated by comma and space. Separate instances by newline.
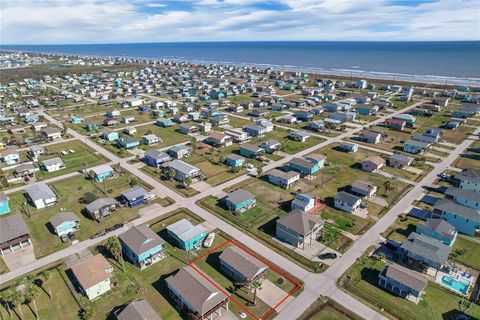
85, 124, 101, 131
49, 212, 80, 236
119, 225, 166, 269
393, 114, 416, 126
225, 154, 245, 168
70, 116, 84, 124
288, 154, 325, 177
102, 129, 119, 141
403, 139, 429, 154
166, 219, 207, 251
117, 136, 140, 149
0, 192, 10, 215
224, 189, 256, 213
239, 143, 263, 158
156, 118, 173, 127
90, 164, 115, 182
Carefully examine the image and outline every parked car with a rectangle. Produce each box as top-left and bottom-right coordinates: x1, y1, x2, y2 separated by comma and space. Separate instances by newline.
318, 252, 338, 260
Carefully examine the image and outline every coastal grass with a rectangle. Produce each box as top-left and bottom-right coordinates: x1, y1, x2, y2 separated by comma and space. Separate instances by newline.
298, 297, 363, 320
452, 237, 480, 270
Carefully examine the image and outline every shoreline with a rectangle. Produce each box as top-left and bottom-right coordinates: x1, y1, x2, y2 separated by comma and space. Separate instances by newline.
2, 49, 480, 87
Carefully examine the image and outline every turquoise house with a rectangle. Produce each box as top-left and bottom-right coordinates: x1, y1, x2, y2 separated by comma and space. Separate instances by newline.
117, 136, 140, 149
0, 192, 10, 215
288, 155, 325, 177
224, 189, 256, 213
119, 225, 166, 269
166, 219, 207, 251
403, 139, 429, 154
225, 154, 245, 168
156, 118, 173, 127
416, 218, 457, 246
70, 116, 84, 124
90, 164, 115, 182
434, 199, 480, 236
282, 85, 295, 91
85, 124, 101, 131
210, 91, 225, 99
102, 130, 119, 141
393, 114, 416, 126
49, 212, 80, 236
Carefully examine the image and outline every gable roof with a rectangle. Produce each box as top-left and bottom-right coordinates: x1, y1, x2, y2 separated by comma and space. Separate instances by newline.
169, 160, 200, 175
383, 264, 427, 292
400, 232, 452, 265
434, 199, 480, 221
70, 254, 112, 289
166, 266, 228, 315
116, 300, 162, 320
276, 209, 323, 236
42, 157, 64, 167
445, 187, 480, 203
289, 157, 315, 170
455, 168, 480, 183
363, 155, 385, 166
85, 198, 118, 213
121, 187, 149, 201
166, 219, 206, 242
25, 183, 57, 201
225, 189, 255, 206
119, 225, 165, 255
49, 212, 78, 229
219, 246, 268, 280
89, 164, 114, 175
0, 214, 30, 243
335, 191, 361, 205
418, 218, 457, 241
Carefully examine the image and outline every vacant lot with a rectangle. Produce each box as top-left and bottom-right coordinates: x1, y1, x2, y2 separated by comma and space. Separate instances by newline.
298, 297, 363, 320
452, 237, 480, 270
250, 127, 325, 154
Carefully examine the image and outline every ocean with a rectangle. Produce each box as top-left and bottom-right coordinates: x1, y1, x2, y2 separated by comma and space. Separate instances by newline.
2, 41, 479, 85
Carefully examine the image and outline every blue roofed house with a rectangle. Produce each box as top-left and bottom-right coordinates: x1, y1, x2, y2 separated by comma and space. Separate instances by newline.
224, 189, 256, 213
70, 116, 84, 124
224, 154, 245, 168
416, 218, 457, 246
117, 136, 140, 149
102, 129, 119, 141
89, 164, 116, 182
143, 149, 172, 167
356, 104, 378, 115
0, 192, 10, 215
49, 211, 80, 237
403, 139, 430, 154
156, 118, 174, 127
120, 187, 151, 207
119, 225, 166, 269
378, 264, 427, 304
434, 198, 480, 236
308, 120, 325, 132
166, 219, 207, 251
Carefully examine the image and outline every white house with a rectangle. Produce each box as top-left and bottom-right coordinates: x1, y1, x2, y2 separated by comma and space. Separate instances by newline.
70, 254, 113, 300
25, 183, 58, 209
41, 157, 65, 172
334, 191, 362, 213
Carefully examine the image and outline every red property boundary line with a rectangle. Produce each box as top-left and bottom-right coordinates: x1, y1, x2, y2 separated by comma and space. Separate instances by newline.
188, 239, 302, 320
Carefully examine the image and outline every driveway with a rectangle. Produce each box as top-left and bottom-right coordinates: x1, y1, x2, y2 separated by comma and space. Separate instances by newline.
191, 181, 212, 192
257, 279, 294, 312
217, 309, 239, 320
3, 245, 36, 270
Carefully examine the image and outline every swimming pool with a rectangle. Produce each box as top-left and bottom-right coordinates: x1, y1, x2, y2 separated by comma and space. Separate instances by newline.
441, 276, 470, 295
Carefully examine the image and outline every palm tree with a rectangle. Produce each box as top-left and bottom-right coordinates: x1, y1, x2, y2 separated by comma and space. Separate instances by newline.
79, 304, 95, 320
167, 169, 176, 180
184, 177, 193, 189
40, 271, 52, 298
106, 236, 124, 271
383, 180, 392, 196
0, 289, 14, 317
10, 290, 24, 320
250, 280, 263, 306
256, 166, 263, 177
24, 284, 40, 319
129, 177, 138, 187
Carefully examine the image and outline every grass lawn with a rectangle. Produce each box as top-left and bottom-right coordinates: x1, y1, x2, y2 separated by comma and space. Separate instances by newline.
453, 154, 480, 170
134, 124, 194, 150
298, 297, 363, 320
318, 223, 354, 254
227, 116, 252, 128
5, 173, 151, 258
0, 256, 8, 275
229, 95, 255, 104
141, 165, 200, 197
452, 237, 480, 270
443, 126, 475, 144
250, 127, 325, 154
339, 255, 480, 320
0, 264, 81, 320
381, 215, 420, 243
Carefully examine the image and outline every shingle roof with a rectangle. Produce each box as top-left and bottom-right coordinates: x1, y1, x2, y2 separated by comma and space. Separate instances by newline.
363, 155, 385, 166
351, 180, 377, 193
400, 233, 452, 265
335, 191, 361, 205
121, 187, 149, 201
276, 209, 323, 236
445, 187, 480, 203
42, 157, 64, 167
455, 168, 480, 183
166, 266, 228, 315
119, 225, 165, 256
145, 149, 170, 160
418, 218, 457, 241
434, 199, 480, 221
116, 300, 162, 320
70, 254, 112, 290
225, 189, 255, 206
219, 246, 268, 281
49, 212, 79, 229
25, 183, 57, 201
226, 154, 244, 161
289, 157, 315, 170
0, 214, 30, 243
169, 160, 200, 175
85, 198, 118, 213
268, 169, 299, 180
384, 264, 427, 292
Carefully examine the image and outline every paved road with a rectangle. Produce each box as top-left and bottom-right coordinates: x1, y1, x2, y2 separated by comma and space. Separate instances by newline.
4, 100, 470, 320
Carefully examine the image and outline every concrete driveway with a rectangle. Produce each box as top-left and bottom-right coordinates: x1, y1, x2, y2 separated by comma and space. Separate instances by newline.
3, 246, 36, 270
256, 279, 294, 312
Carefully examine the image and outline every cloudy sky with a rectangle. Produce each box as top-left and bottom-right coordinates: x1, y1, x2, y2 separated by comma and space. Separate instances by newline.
1, 0, 479, 44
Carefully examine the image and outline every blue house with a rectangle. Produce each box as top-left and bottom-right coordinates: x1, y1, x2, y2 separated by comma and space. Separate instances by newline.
117, 136, 140, 149
210, 91, 225, 99
49, 212, 80, 237
25, 114, 39, 123
294, 110, 313, 121
225, 154, 245, 168
445, 187, 480, 209
119, 225, 166, 269
166, 219, 207, 251
356, 105, 378, 115
224, 189, 256, 213
416, 218, 457, 246
143, 149, 172, 167
378, 264, 427, 304
434, 199, 480, 236
85, 124, 101, 131
0, 192, 10, 215
243, 124, 267, 137
239, 143, 263, 158
89, 164, 115, 182
138, 105, 149, 112
120, 187, 150, 207
102, 129, 119, 141
70, 116, 84, 124
156, 118, 174, 127
288, 155, 324, 177
403, 140, 429, 154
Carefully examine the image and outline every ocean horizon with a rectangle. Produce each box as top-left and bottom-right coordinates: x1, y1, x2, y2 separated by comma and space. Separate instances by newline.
2, 41, 479, 85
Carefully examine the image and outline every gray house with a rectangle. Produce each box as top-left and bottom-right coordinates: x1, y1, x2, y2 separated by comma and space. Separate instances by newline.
219, 246, 268, 286
389, 153, 414, 168
276, 209, 324, 249
0, 214, 31, 255
166, 160, 204, 182
115, 300, 162, 320
378, 264, 427, 304
25, 183, 58, 209
400, 232, 452, 272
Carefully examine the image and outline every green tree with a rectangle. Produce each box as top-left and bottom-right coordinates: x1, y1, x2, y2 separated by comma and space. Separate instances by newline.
184, 177, 193, 189
24, 284, 40, 319
79, 304, 95, 320
167, 169, 176, 180
10, 290, 24, 320
106, 237, 124, 271
383, 180, 392, 196
256, 166, 263, 177
129, 177, 138, 187
0, 289, 14, 317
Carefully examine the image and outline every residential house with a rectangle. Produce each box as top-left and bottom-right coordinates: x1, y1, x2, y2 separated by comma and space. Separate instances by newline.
0, 214, 31, 255
41, 157, 65, 172
14, 163, 36, 178
102, 129, 119, 141
205, 131, 233, 148
445, 187, 480, 210
89, 164, 116, 182
243, 124, 267, 137
156, 118, 174, 127
119, 225, 166, 269
115, 300, 162, 320
260, 139, 281, 154
42, 127, 62, 140
288, 157, 322, 178
384, 119, 406, 131
224, 189, 256, 213
239, 143, 264, 158
359, 131, 382, 144
393, 114, 416, 127
412, 134, 437, 145
70, 254, 113, 300
356, 105, 378, 115
168, 145, 192, 159
248, 108, 268, 117
166, 266, 229, 319
49, 211, 80, 237
178, 123, 198, 135
123, 126, 137, 135
389, 153, 414, 168
308, 120, 325, 132
378, 264, 427, 304
339, 142, 358, 153
334, 191, 362, 213
276, 209, 324, 249
0, 192, 10, 215
28, 145, 46, 159
294, 110, 314, 121
416, 218, 457, 246
454, 168, 480, 193
25, 183, 58, 209
400, 232, 452, 271
166, 219, 207, 251
219, 246, 268, 286
117, 136, 140, 149
166, 160, 204, 182
433, 199, 480, 236
225, 129, 250, 143
268, 169, 300, 189
120, 187, 150, 207
291, 193, 319, 213
362, 156, 385, 172
289, 130, 310, 142
350, 180, 378, 198
224, 154, 245, 168
143, 150, 172, 167
85, 198, 119, 222
1, 149, 20, 165
209, 115, 229, 126
403, 140, 430, 154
